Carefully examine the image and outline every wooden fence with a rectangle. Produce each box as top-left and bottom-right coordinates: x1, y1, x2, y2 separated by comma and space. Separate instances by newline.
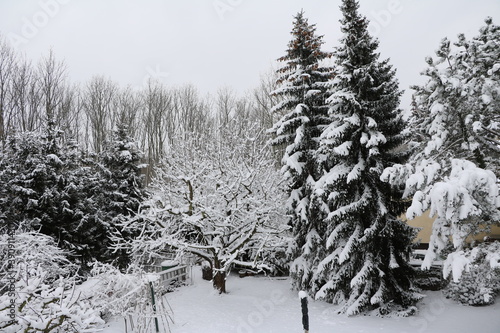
158, 265, 188, 288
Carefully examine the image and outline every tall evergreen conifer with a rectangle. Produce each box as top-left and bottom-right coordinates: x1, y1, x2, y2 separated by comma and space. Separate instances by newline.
269, 10, 332, 290
312, 0, 419, 315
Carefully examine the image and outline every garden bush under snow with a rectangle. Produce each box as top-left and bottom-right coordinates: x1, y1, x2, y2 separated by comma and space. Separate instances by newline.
443, 242, 500, 306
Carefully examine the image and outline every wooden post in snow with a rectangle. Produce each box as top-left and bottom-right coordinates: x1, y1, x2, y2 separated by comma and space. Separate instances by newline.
149, 281, 160, 333
299, 291, 309, 333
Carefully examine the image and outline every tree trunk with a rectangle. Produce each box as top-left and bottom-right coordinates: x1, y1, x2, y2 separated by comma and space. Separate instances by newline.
212, 258, 226, 294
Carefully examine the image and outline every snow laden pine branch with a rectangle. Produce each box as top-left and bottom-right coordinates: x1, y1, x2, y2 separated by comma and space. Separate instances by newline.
383, 159, 500, 269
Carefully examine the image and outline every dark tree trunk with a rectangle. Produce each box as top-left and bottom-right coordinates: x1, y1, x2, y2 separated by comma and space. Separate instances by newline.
212, 258, 226, 294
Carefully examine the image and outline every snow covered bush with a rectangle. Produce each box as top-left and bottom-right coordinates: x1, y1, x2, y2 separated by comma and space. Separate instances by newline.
443, 242, 500, 306
0, 231, 103, 332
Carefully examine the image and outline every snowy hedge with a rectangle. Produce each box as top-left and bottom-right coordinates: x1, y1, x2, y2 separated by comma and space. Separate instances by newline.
443, 242, 500, 306
0, 232, 104, 333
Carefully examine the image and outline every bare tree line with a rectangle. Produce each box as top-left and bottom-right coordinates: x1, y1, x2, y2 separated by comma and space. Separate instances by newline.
0, 38, 283, 177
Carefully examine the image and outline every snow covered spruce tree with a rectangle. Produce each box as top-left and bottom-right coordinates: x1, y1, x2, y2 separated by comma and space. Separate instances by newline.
125, 127, 287, 293
98, 122, 146, 269
312, 0, 420, 315
382, 18, 500, 274
269, 10, 332, 291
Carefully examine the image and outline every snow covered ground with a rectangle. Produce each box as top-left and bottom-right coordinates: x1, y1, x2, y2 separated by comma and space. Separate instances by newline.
100, 267, 500, 333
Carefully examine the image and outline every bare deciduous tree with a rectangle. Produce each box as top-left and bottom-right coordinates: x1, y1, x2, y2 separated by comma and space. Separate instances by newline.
215, 86, 236, 128
82, 76, 117, 153
37, 50, 67, 128
251, 68, 281, 130
11, 57, 42, 133
115, 86, 142, 139
173, 84, 213, 141
0, 37, 16, 146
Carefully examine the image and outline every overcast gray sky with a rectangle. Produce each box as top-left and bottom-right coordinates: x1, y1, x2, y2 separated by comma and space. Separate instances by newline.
1, 0, 499, 110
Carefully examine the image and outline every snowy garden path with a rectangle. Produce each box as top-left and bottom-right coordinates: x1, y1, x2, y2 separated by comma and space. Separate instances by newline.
101, 267, 500, 333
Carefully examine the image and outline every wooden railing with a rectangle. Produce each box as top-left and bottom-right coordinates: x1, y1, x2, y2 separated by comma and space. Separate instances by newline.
158, 265, 188, 287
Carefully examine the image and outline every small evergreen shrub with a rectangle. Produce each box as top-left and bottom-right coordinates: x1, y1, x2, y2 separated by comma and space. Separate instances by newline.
444, 242, 500, 305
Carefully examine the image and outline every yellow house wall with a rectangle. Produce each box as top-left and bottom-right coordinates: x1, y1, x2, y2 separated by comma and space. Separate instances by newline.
404, 211, 500, 244
405, 211, 434, 244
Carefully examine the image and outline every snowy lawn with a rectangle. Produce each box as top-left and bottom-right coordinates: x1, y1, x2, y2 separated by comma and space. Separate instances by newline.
101, 267, 500, 333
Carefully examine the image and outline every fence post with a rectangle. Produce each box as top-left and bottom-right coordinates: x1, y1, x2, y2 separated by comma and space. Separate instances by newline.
149, 282, 160, 333
299, 291, 309, 333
